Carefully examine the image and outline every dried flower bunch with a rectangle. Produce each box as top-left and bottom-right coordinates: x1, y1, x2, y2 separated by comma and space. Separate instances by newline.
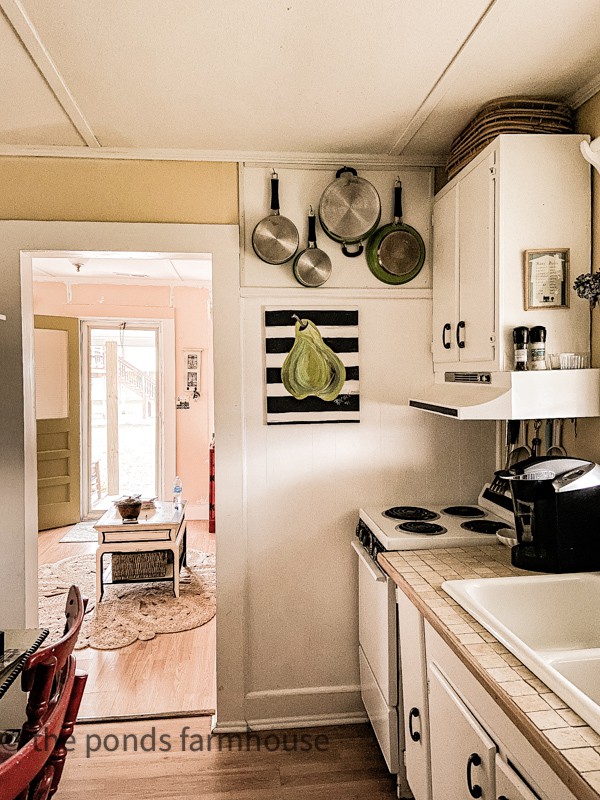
573, 272, 600, 307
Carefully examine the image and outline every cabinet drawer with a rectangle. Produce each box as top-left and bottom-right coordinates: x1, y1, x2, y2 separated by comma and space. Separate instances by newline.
359, 646, 399, 774
101, 527, 175, 543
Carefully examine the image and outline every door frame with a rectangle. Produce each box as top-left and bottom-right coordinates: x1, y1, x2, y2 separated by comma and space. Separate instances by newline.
2, 220, 244, 730
80, 317, 175, 518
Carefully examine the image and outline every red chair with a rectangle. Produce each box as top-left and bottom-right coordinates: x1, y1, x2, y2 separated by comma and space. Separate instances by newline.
0, 656, 87, 800
19, 586, 87, 748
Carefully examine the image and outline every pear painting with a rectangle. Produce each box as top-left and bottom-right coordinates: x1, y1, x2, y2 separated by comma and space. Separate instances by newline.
282, 316, 346, 401
264, 308, 359, 424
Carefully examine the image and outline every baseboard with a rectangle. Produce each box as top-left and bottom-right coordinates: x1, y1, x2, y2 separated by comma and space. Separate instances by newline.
211, 715, 249, 734
243, 684, 365, 728
246, 711, 369, 730
211, 711, 368, 734
185, 502, 208, 521
212, 685, 367, 734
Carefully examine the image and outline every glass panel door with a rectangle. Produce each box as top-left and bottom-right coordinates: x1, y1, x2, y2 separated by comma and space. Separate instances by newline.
88, 324, 159, 512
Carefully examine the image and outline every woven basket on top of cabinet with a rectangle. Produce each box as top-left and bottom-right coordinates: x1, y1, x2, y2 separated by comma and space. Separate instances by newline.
447, 96, 574, 180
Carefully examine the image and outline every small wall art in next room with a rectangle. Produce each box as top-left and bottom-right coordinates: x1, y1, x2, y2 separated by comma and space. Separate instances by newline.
264, 308, 359, 424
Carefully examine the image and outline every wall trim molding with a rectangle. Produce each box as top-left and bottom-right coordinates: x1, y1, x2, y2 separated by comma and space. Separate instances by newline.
246, 712, 369, 731
245, 684, 361, 700
569, 70, 600, 110
0, 143, 446, 168
211, 711, 368, 734
240, 286, 432, 300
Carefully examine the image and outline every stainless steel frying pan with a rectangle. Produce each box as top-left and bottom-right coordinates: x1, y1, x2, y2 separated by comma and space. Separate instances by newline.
293, 208, 332, 288
252, 170, 299, 264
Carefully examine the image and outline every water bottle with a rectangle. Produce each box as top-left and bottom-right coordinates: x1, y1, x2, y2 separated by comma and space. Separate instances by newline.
172, 476, 183, 508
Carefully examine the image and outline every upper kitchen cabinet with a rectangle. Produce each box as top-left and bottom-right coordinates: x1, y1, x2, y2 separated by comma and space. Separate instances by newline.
431, 134, 591, 373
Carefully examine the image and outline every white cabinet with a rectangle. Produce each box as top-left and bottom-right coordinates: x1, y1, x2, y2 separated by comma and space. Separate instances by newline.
428, 662, 496, 800
432, 154, 495, 366
432, 134, 591, 373
397, 589, 432, 800
424, 619, 578, 800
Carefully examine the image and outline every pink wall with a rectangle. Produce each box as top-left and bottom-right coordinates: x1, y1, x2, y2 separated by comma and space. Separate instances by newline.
32, 281, 214, 518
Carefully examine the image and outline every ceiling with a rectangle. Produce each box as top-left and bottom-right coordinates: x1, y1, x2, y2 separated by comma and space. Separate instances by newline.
1, 0, 600, 161
32, 256, 212, 285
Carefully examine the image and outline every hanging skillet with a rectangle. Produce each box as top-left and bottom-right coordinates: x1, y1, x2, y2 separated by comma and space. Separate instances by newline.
252, 170, 299, 264
293, 207, 332, 287
366, 179, 425, 284
318, 166, 381, 258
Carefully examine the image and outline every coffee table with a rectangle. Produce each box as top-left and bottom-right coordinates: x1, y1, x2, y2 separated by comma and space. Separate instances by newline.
94, 501, 187, 603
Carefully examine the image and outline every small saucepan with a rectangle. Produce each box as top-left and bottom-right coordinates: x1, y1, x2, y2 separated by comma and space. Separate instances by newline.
366, 179, 426, 284
293, 208, 332, 287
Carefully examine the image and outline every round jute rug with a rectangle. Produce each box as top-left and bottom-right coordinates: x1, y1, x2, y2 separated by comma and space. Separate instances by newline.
38, 549, 216, 650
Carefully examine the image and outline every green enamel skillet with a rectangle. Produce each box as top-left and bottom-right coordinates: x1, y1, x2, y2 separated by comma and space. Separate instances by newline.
366, 179, 426, 285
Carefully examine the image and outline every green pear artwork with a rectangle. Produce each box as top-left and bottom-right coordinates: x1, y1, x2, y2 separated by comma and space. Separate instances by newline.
264, 308, 359, 424
282, 316, 346, 401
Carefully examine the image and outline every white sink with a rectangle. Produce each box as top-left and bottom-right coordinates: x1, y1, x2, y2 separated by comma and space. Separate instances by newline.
443, 572, 600, 734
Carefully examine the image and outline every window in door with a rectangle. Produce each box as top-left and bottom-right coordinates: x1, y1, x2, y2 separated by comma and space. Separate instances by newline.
87, 324, 159, 512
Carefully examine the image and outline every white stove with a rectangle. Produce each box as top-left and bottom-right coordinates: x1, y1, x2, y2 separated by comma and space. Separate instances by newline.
357, 486, 515, 558
353, 482, 515, 786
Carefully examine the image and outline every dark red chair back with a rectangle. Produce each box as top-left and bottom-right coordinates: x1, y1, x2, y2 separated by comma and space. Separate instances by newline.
19, 586, 87, 747
0, 656, 87, 800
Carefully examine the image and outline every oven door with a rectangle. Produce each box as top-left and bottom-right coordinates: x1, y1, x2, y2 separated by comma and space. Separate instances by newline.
352, 540, 398, 706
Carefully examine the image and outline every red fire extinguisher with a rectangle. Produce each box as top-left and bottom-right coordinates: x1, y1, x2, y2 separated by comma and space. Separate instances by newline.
209, 435, 215, 534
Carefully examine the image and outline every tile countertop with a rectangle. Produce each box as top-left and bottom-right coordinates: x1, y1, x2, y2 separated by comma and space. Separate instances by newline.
379, 544, 600, 800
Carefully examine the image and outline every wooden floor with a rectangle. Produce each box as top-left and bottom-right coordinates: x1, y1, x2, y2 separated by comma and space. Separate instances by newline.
38, 521, 216, 721
58, 717, 398, 799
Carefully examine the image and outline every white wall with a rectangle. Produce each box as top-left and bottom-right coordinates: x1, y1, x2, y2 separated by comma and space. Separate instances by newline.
232, 164, 497, 727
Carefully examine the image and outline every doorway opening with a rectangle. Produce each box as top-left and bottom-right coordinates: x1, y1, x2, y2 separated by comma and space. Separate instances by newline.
84, 322, 160, 515
32, 250, 217, 722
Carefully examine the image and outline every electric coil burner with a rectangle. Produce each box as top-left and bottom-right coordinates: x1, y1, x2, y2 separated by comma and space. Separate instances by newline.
461, 519, 514, 535
396, 521, 447, 535
442, 505, 485, 518
383, 506, 440, 521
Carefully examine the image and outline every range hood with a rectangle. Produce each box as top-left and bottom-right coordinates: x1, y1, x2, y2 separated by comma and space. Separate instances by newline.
409, 370, 600, 419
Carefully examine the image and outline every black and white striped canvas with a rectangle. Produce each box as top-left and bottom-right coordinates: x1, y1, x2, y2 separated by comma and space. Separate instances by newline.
264, 308, 359, 424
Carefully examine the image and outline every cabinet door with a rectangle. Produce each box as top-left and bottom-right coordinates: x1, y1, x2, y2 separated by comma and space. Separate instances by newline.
397, 590, 431, 800
432, 184, 459, 365
495, 756, 540, 800
428, 662, 496, 800
457, 154, 496, 364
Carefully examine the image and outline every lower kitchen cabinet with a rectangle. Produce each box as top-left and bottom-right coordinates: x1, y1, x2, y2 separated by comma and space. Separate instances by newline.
424, 619, 578, 800
396, 589, 431, 800
428, 661, 496, 799
395, 593, 580, 800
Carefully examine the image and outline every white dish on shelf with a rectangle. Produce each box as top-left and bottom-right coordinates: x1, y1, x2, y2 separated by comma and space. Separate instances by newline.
496, 528, 517, 547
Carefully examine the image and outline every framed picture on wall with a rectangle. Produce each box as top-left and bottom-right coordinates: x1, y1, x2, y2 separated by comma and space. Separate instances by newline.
524, 248, 569, 309
183, 349, 202, 394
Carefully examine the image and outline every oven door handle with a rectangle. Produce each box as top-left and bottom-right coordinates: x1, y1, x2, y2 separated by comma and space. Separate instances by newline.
351, 540, 387, 582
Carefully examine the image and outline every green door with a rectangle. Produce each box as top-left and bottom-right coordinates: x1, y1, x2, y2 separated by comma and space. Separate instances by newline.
34, 315, 81, 531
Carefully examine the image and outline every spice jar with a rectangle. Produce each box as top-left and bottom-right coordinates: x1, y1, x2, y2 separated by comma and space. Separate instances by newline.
529, 326, 547, 370
512, 326, 529, 371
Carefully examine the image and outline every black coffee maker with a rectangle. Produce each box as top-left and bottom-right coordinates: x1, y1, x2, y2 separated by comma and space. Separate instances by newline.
500, 456, 600, 572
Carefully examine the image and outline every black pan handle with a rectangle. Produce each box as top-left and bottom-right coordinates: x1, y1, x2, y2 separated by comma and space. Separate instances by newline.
442, 323, 451, 349
394, 179, 403, 222
342, 242, 363, 258
466, 753, 483, 799
308, 211, 317, 247
336, 166, 358, 179
456, 320, 466, 348
270, 172, 280, 214
408, 707, 421, 742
